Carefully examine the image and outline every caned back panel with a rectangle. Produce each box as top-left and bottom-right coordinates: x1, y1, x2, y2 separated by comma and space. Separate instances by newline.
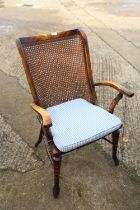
18, 30, 95, 108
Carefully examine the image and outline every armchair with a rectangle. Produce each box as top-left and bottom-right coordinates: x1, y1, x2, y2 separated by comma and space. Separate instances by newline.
16, 29, 134, 198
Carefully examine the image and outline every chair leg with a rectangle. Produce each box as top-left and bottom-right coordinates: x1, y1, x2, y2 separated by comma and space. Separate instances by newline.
53, 156, 62, 198
112, 130, 120, 166
35, 127, 43, 147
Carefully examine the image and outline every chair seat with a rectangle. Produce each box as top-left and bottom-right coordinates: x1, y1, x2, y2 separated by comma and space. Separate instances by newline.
47, 98, 122, 152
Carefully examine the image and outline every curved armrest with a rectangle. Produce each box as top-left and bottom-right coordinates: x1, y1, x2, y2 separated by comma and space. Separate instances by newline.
31, 102, 52, 126
94, 81, 134, 97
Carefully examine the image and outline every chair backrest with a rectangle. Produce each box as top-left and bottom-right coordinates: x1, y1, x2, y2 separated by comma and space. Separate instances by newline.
16, 29, 97, 108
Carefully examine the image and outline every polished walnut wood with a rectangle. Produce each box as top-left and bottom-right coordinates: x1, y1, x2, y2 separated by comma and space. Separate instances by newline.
112, 130, 120, 166
35, 127, 44, 147
53, 156, 62, 198
94, 81, 134, 97
31, 102, 52, 126
109, 93, 123, 113
94, 81, 134, 114
16, 29, 134, 198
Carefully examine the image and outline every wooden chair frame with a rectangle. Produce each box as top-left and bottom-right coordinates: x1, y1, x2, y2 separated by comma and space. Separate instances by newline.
16, 29, 134, 198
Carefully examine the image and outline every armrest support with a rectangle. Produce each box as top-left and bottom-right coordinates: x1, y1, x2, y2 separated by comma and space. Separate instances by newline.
31, 102, 52, 126
108, 93, 123, 113
94, 81, 134, 113
94, 81, 134, 97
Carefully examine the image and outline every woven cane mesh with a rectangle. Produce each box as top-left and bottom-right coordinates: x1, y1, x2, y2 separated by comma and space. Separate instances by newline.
20, 34, 94, 108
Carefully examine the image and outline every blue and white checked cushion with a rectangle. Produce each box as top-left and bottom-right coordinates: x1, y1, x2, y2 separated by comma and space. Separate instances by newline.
47, 98, 122, 152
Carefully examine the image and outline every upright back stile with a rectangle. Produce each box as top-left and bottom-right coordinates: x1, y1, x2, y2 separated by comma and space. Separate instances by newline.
16, 29, 96, 108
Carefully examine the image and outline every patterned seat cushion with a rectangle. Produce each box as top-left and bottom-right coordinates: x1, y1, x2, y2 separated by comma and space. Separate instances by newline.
47, 98, 122, 152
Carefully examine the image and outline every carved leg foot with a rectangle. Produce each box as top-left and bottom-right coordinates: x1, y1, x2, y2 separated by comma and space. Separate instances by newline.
53, 156, 62, 198
112, 130, 120, 166
53, 185, 60, 198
